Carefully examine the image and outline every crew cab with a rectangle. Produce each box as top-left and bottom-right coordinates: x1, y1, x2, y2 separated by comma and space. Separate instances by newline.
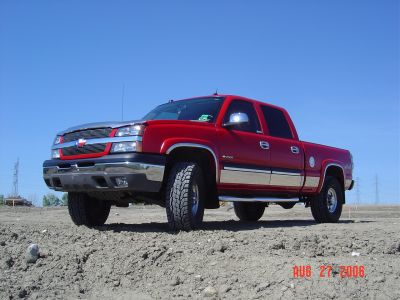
43, 95, 354, 231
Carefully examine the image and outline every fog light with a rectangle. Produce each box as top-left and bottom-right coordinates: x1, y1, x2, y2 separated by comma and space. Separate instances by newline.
115, 176, 128, 188
51, 149, 60, 159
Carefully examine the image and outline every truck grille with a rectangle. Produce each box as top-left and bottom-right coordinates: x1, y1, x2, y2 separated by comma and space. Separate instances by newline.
61, 143, 107, 156
62, 128, 112, 143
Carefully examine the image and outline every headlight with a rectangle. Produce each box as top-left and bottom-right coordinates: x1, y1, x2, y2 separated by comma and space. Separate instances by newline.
54, 136, 62, 145
51, 149, 60, 159
115, 125, 144, 137
111, 141, 142, 153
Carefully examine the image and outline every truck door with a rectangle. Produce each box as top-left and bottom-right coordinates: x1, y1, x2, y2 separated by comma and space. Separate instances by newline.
259, 105, 304, 192
217, 99, 271, 186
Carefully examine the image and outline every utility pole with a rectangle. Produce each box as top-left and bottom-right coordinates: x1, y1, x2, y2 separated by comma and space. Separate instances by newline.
355, 176, 360, 209
12, 158, 19, 197
374, 174, 379, 205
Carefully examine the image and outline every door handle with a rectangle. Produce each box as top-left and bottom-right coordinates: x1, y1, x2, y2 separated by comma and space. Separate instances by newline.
260, 141, 270, 150
291, 146, 300, 154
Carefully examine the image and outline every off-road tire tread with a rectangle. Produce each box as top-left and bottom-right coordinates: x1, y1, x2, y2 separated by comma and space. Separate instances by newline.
310, 176, 343, 223
166, 162, 204, 231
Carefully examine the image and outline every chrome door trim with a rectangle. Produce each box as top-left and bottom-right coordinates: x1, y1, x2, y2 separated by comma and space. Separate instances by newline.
271, 170, 300, 176
220, 167, 271, 185
224, 166, 270, 174
166, 143, 219, 182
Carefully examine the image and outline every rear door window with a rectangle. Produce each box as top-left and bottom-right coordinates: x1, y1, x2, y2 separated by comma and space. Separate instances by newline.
261, 105, 293, 139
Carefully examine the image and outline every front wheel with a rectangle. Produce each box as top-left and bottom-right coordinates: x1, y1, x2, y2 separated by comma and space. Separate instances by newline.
310, 177, 343, 223
68, 192, 111, 226
234, 202, 265, 221
165, 162, 205, 231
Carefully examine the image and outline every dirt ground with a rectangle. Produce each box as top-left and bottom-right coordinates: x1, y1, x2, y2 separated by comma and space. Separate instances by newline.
0, 204, 399, 300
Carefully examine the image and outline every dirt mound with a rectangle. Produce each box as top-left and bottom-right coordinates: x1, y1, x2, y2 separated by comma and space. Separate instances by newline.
1, 205, 399, 299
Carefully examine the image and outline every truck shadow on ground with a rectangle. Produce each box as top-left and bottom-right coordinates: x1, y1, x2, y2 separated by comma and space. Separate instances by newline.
99, 219, 367, 233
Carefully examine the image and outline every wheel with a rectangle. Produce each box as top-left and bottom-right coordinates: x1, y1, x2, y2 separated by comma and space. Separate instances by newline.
68, 192, 111, 226
278, 202, 296, 209
233, 202, 265, 221
165, 162, 205, 231
310, 176, 343, 223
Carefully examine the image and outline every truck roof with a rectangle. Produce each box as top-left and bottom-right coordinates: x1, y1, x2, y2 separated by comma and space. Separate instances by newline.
176, 94, 287, 112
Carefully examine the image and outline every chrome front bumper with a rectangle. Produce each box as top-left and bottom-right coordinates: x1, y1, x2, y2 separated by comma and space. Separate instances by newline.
43, 153, 165, 193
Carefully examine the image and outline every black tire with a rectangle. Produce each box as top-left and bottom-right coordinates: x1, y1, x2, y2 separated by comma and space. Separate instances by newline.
68, 192, 111, 226
310, 177, 343, 223
234, 202, 265, 221
279, 202, 296, 209
165, 162, 205, 231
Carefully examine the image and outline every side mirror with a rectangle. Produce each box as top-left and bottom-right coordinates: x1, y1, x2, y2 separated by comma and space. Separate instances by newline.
223, 112, 249, 128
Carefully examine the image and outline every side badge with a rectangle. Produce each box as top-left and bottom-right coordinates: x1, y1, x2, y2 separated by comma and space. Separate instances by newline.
309, 156, 315, 168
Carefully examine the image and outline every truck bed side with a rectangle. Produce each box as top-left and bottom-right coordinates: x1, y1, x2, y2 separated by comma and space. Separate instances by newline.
301, 141, 353, 194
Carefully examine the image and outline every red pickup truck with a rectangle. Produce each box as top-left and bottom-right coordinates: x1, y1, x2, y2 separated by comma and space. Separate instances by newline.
43, 95, 354, 231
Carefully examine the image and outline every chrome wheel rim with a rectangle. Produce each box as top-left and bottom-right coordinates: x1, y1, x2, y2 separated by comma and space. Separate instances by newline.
327, 188, 338, 213
191, 183, 199, 216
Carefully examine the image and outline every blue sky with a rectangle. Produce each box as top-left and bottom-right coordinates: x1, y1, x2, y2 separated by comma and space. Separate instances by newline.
0, 0, 398, 206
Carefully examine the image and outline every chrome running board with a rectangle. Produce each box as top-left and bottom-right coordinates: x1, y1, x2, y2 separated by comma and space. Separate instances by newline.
218, 196, 299, 203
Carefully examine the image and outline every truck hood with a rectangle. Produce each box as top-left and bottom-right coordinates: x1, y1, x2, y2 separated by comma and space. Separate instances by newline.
58, 119, 215, 135
58, 120, 145, 135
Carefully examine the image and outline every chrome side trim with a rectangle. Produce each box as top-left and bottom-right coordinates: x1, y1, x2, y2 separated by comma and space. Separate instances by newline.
320, 163, 346, 192
304, 176, 320, 188
270, 171, 303, 187
44, 162, 164, 182
220, 169, 271, 185
166, 143, 219, 182
224, 166, 270, 174
220, 166, 304, 186
219, 196, 299, 203
52, 136, 142, 150
271, 170, 300, 176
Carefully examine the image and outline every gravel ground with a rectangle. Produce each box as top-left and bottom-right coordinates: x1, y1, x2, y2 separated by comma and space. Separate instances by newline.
0, 204, 399, 299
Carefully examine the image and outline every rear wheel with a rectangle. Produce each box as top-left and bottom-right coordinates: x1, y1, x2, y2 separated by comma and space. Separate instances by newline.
68, 192, 111, 226
234, 202, 265, 221
165, 162, 205, 231
310, 177, 343, 223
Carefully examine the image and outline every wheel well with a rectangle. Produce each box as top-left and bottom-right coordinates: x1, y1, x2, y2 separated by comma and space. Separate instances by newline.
325, 165, 345, 203
163, 147, 219, 209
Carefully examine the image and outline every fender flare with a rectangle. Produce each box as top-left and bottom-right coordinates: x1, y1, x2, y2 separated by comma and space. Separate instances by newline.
165, 142, 219, 182
318, 162, 345, 193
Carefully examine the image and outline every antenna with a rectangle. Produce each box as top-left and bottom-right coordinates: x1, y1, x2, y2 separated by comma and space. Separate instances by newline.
213, 89, 219, 96
121, 84, 125, 121
12, 158, 19, 197
374, 174, 379, 205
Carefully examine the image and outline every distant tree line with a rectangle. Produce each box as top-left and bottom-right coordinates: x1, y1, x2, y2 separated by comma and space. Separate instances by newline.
42, 193, 68, 207
0, 194, 4, 205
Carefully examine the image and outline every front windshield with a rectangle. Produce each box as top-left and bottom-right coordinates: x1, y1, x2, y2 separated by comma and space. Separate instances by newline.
142, 97, 224, 122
